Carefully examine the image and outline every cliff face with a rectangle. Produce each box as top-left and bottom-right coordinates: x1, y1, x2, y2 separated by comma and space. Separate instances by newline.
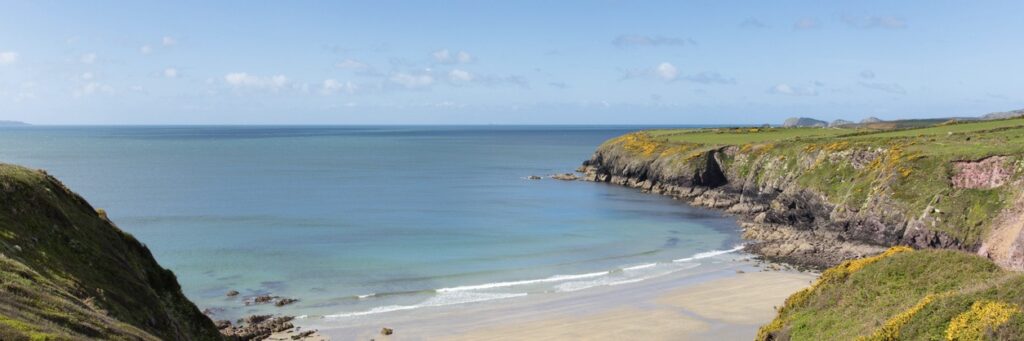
580, 123, 1024, 269
0, 164, 221, 340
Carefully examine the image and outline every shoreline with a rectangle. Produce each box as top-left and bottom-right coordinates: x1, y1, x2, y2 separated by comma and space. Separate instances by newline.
293, 256, 816, 340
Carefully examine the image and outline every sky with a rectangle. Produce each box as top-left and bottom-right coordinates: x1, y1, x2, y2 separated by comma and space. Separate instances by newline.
1, 1, 1023, 125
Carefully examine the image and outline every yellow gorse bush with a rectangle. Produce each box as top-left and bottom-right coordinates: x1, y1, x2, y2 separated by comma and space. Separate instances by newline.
945, 300, 1018, 341
859, 292, 951, 341
756, 246, 915, 341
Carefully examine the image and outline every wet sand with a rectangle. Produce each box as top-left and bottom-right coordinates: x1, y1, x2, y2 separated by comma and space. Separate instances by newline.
296, 259, 817, 340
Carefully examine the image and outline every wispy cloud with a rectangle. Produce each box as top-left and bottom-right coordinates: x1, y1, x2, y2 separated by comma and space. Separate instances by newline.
390, 72, 434, 89
739, 18, 768, 29
0, 51, 18, 64
794, 18, 820, 30
432, 49, 473, 64
612, 35, 694, 48
162, 36, 177, 46
859, 81, 906, 94
224, 72, 289, 90
447, 69, 528, 88
842, 15, 906, 29
163, 68, 178, 78
622, 63, 734, 85
768, 83, 818, 96
80, 53, 97, 64
684, 72, 736, 85
320, 79, 357, 95
860, 70, 876, 79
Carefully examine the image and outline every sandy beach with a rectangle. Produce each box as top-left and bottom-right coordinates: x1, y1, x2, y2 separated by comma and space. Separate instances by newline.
295, 259, 817, 340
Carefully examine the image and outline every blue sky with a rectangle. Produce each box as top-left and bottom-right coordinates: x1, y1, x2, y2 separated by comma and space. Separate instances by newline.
1, 1, 1023, 124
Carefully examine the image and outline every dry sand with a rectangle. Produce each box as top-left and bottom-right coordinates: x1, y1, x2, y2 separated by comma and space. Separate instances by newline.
297, 260, 817, 340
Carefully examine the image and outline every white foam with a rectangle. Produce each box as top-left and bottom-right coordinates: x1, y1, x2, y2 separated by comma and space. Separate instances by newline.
356, 293, 375, 299
436, 271, 609, 292
325, 291, 527, 319
672, 245, 744, 263
623, 263, 658, 271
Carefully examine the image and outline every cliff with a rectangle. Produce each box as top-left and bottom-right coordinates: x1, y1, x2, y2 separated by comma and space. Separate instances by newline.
0, 164, 222, 340
579, 118, 1024, 269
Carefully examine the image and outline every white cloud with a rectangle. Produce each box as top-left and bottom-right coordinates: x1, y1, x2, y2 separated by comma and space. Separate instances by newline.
80, 72, 94, 80
224, 72, 289, 90
164, 68, 178, 78
336, 58, 368, 70
140, 45, 153, 55
73, 82, 114, 98
80, 53, 97, 64
449, 69, 474, 82
390, 72, 434, 88
0, 51, 17, 64
769, 83, 818, 96
162, 36, 177, 46
656, 62, 678, 81
794, 18, 820, 30
433, 49, 473, 64
320, 79, 357, 95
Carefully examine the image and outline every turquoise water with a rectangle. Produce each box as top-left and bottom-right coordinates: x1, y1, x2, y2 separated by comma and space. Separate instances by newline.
0, 126, 742, 320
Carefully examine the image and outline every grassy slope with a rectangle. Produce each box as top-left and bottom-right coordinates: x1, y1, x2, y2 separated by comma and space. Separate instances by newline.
606, 118, 1024, 247
758, 249, 1024, 340
0, 164, 221, 340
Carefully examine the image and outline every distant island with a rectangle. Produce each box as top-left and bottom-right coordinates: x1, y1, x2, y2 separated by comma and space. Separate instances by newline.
0, 120, 29, 126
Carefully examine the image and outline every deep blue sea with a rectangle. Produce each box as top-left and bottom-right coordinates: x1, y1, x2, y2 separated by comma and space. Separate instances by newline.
0, 126, 742, 320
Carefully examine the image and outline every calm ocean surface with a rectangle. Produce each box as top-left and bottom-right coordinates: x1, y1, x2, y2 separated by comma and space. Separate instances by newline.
0, 126, 743, 320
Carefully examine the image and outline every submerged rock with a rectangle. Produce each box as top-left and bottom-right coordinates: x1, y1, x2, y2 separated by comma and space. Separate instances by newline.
226, 290, 240, 297
527, 175, 542, 180
276, 298, 298, 307
550, 173, 578, 181
381, 327, 394, 335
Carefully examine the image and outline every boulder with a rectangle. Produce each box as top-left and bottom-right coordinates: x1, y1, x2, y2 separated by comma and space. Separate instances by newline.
381, 327, 394, 335
226, 290, 239, 297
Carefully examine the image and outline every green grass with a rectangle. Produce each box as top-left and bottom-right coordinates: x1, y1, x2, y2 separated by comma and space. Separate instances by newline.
760, 249, 1024, 340
647, 126, 856, 144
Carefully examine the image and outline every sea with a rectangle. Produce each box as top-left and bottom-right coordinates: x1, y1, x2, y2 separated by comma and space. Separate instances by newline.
0, 125, 744, 321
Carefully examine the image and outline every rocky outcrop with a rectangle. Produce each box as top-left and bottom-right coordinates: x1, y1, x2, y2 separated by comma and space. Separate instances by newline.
952, 156, 1012, 189
782, 117, 827, 128
829, 119, 854, 128
578, 136, 982, 269
860, 116, 884, 124
982, 109, 1024, 120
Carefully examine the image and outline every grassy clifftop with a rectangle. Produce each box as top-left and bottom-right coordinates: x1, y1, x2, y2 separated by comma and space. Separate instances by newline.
758, 248, 1024, 340
584, 117, 1024, 267
0, 164, 221, 340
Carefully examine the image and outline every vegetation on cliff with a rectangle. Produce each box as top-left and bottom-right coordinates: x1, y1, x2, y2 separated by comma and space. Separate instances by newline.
0, 164, 221, 340
757, 248, 1024, 340
584, 117, 1024, 268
